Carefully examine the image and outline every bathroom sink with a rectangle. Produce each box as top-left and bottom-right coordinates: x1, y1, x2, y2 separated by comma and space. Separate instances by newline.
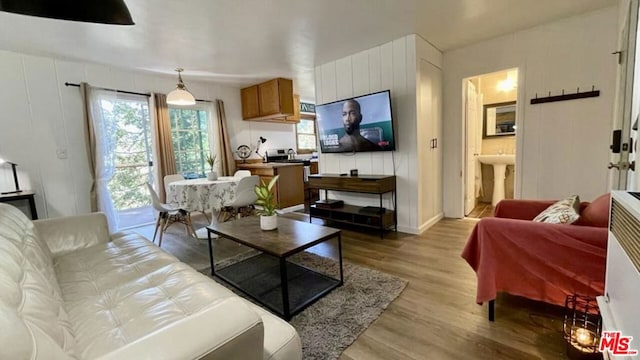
477, 154, 515, 165
476, 154, 515, 206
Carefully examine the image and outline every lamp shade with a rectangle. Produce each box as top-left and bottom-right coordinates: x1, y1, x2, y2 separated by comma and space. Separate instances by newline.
0, 0, 135, 25
167, 68, 196, 106
167, 88, 196, 106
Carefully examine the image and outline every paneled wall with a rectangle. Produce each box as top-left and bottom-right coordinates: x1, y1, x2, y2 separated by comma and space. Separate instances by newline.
443, 6, 618, 217
314, 34, 442, 233
0, 50, 296, 219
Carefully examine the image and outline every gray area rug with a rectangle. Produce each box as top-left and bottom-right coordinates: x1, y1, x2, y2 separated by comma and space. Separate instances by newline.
201, 251, 407, 360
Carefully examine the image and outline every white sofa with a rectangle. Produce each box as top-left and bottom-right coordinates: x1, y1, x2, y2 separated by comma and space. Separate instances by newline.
0, 203, 302, 360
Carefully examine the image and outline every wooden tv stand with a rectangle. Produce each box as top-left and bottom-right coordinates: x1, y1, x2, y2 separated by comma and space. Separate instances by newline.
306, 174, 397, 238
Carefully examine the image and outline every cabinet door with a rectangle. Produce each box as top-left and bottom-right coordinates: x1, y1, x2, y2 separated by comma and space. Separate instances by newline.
241, 86, 259, 119
258, 79, 281, 116
285, 94, 300, 123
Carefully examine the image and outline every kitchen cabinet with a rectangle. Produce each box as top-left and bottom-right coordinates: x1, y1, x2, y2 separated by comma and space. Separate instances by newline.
241, 78, 294, 121
236, 163, 304, 209
241, 86, 259, 119
285, 94, 300, 123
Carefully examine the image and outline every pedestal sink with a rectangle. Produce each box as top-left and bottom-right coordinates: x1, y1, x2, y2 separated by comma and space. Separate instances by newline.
477, 154, 515, 206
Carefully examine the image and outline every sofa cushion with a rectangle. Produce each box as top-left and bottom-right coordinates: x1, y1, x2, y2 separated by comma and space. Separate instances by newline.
575, 193, 610, 228
55, 232, 241, 359
533, 195, 581, 224
0, 204, 76, 359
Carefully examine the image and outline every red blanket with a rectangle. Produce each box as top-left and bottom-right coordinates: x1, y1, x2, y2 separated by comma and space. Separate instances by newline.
461, 200, 608, 306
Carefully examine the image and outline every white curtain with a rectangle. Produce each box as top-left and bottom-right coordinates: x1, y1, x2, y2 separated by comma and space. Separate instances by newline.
89, 89, 120, 232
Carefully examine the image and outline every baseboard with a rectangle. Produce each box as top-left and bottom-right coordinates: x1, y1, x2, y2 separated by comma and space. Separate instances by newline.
417, 212, 444, 234
276, 204, 305, 214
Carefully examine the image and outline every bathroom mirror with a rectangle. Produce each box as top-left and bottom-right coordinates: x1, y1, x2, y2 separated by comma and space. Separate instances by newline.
483, 101, 516, 138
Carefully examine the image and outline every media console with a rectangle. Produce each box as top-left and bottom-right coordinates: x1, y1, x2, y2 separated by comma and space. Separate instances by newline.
306, 174, 397, 238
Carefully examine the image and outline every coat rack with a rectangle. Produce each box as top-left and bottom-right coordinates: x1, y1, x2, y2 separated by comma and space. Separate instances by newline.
530, 86, 600, 105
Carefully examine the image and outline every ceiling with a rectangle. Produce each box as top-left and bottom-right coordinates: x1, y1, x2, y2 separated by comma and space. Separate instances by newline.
0, 0, 617, 102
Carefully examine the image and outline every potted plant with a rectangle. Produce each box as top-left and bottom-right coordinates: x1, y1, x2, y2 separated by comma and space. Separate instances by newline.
254, 175, 279, 230
206, 153, 218, 181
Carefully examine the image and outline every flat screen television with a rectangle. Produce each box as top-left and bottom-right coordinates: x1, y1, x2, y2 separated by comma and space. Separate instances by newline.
316, 90, 395, 153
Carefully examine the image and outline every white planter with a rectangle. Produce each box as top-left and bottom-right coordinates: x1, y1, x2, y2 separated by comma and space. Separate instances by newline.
260, 214, 278, 230
207, 171, 218, 181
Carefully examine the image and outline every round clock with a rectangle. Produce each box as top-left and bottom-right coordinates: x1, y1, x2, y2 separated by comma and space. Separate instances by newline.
236, 145, 252, 162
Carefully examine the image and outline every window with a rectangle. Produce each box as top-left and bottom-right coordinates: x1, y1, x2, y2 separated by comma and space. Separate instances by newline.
296, 115, 317, 153
169, 107, 211, 178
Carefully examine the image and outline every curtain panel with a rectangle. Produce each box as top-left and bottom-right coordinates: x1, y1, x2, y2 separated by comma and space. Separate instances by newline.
152, 93, 177, 202
216, 99, 235, 176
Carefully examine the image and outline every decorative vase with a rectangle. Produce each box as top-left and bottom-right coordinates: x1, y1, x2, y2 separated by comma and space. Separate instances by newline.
207, 171, 218, 181
260, 214, 277, 230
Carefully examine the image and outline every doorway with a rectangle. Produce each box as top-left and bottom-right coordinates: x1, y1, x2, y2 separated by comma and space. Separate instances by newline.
94, 92, 156, 229
463, 68, 518, 218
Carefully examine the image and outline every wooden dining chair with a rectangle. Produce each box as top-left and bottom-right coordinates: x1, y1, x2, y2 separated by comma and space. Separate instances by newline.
146, 183, 197, 247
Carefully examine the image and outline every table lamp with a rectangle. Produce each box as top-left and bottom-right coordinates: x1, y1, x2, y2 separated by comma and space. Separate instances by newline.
0, 158, 22, 195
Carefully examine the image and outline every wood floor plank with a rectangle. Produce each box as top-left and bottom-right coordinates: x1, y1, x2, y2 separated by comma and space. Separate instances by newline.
132, 214, 568, 360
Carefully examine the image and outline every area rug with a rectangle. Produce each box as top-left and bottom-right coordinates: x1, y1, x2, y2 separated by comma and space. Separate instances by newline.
200, 251, 407, 360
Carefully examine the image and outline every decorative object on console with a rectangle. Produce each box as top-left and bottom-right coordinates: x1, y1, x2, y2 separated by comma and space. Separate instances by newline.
254, 175, 280, 230
167, 68, 196, 106
236, 145, 252, 163
532, 195, 581, 224
563, 294, 603, 360
0, 0, 135, 25
0, 157, 21, 195
350, 169, 358, 177
206, 153, 218, 181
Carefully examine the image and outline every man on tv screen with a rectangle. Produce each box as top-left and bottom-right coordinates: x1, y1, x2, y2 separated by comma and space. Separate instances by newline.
338, 99, 380, 152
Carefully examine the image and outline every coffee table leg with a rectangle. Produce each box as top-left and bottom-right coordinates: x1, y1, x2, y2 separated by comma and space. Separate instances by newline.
208, 230, 215, 276
280, 257, 290, 320
338, 233, 344, 285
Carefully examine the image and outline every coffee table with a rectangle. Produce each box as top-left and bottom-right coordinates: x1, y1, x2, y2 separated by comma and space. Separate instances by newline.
206, 216, 343, 320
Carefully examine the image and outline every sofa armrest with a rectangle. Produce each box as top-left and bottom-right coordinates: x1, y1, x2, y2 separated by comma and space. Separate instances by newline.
33, 213, 110, 258
95, 297, 264, 360
494, 199, 557, 220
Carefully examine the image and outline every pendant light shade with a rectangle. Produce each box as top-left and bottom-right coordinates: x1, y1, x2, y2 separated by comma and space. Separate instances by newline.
167, 68, 196, 106
0, 0, 135, 25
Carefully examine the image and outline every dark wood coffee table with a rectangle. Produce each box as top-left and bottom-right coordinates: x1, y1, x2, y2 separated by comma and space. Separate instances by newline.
206, 216, 343, 320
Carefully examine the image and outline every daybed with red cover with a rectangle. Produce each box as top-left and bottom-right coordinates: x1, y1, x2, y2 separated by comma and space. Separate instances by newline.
461, 194, 610, 320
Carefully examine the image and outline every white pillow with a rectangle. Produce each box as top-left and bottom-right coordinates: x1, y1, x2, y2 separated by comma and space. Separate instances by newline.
532, 195, 581, 224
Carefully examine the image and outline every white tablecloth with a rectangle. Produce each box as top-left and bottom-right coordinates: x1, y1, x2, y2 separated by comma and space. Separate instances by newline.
167, 177, 240, 213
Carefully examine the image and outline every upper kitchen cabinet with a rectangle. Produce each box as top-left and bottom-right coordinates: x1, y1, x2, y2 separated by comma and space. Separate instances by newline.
241, 78, 297, 122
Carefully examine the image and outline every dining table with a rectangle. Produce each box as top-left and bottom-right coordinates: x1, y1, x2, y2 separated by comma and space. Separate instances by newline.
166, 176, 241, 238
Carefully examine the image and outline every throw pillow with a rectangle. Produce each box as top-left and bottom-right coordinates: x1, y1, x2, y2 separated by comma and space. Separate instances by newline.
533, 195, 581, 224
575, 193, 610, 227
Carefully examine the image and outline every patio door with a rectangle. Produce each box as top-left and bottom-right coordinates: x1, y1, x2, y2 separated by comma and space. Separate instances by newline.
94, 91, 155, 229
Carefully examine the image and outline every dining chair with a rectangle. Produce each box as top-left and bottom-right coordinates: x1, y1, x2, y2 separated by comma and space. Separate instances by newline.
218, 175, 260, 222
164, 173, 211, 222
146, 183, 197, 247
163, 174, 184, 194
233, 170, 252, 178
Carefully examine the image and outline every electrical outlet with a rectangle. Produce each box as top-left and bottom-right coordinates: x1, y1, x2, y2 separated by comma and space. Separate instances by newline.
56, 148, 68, 159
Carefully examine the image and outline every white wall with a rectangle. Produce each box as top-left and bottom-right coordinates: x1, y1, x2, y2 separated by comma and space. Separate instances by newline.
0, 50, 296, 219
314, 34, 442, 233
442, 6, 618, 217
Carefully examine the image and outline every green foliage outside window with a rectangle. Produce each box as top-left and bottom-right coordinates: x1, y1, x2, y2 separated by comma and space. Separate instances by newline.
169, 108, 209, 178
103, 98, 154, 211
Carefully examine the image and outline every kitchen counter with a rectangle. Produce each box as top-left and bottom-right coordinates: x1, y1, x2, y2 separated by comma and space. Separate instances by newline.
236, 162, 304, 209
236, 162, 303, 169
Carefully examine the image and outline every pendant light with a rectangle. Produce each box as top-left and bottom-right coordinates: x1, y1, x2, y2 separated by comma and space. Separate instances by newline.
0, 0, 135, 25
167, 68, 196, 106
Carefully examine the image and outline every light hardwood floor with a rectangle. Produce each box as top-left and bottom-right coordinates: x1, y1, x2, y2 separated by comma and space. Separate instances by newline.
133, 213, 568, 360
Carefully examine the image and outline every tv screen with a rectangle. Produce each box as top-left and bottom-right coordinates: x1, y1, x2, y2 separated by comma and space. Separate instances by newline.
316, 90, 395, 153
